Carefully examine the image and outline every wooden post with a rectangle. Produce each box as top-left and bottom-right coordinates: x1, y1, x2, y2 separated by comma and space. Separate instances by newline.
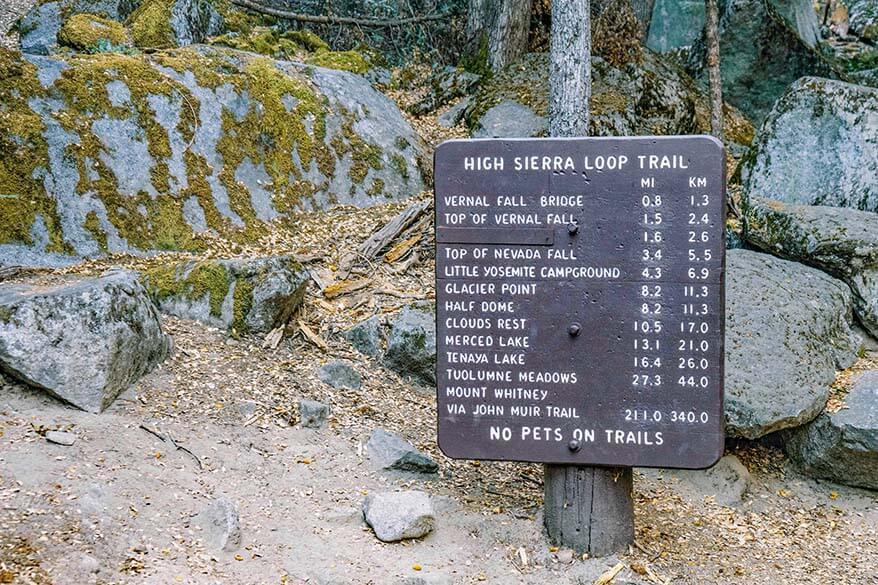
544, 0, 635, 557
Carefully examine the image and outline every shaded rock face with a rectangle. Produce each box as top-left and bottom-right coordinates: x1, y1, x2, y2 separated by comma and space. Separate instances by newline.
741, 78, 878, 213
144, 255, 308, 335
647, 0, 705, 52
342, 315, 384, 357
687, 0, 834, 121
383, 303, 436, 386
0, 270, 169, 413
366, 428, 438, 475
465, 51, 753, 148
724, 249, 860, 439
0, 46, 426, 268
785, 371, 878, 490
744, 197, 878, 337
18, 0, 141, 55
362, 491, 435, 542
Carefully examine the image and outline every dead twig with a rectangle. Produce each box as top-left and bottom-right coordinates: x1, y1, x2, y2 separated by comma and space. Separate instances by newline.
138, 423, 203, 470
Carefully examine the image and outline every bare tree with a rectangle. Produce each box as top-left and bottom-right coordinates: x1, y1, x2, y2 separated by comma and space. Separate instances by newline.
544, 0, 635, 556
465, 0, 534, 72
704, 0, 723, 139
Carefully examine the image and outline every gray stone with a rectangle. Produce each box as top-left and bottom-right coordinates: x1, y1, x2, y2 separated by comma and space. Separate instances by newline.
663, 455, 750, 506
145, 255, 309, 335
383, 303, 436, 386
741, 78, 878, 213
408, 66, 480, 116
0, 270, 170, 413
785, 370, 878, 490
744, 197, 878, 337
647, 0, 705, 51
168, 0, 224, 46
437, 97, 471, 128
473, 100, 547, 138
299, 399, 330, 429
317, 360, 362, 389
362, 490, 435, 542
1, 46, 427, 267
367, 428, 438, 474
364, 66, 392, 87
45, 430, 77, 446
849, 0, 878, 42
192, 496, 241, 551
687, 0, 834, 121
342, 316, 384, 357
18, 2, 63, 55
724, 249, 860, 438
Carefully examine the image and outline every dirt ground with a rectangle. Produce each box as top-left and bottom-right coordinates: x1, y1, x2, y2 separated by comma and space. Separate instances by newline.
1, 309, 877, 585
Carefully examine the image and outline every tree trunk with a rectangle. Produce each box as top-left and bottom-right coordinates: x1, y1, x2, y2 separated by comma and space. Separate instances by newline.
545, 0, 635, 557
549, 0, 590, 137
466, 0, 533, 72
704, 0, 723, 139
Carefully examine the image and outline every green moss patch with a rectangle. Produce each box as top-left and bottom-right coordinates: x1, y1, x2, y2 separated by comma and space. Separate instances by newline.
307, 50, 369, 74
146, 260, 232, 317
58, 13, 131, 52
128, 0, 175, 49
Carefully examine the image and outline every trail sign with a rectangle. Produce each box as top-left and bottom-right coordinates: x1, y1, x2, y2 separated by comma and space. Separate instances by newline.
434, 136, 725, 469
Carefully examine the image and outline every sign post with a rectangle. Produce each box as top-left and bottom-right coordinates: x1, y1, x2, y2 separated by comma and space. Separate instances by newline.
434, 136, 726, 553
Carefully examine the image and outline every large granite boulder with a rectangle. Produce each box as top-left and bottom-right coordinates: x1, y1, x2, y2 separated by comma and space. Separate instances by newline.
383, 302, 436, 386
0, 46, 426, 268
740, 78, 878, 213
785, 370, 878, 490
18, 0, 141, 55
744, 197, 878, 338
144, 255, 308, 335
724, 249, 860, 439
687, 0, 834, 121
0, 270, 169, 412
465, 51, 753, 147
849, 0, 878, 42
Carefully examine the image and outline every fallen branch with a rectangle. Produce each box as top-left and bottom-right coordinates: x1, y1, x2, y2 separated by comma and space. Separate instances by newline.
139, 423, 203, 470
0, 266, 23, 281
229, 0, 452, 27
337, 199, 431, 277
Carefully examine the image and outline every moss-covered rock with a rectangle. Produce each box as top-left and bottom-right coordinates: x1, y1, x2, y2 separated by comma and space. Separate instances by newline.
0, 45, 426, 267
306, 50, 369, 74
144, 255, 308, 335
18, 0, 142, 55
128, 0, 224, 49
57, 13, 132, 52
743, 197, 878, 337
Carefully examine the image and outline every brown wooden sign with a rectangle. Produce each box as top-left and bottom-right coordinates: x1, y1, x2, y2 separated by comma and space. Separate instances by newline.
434, 136, 725, 469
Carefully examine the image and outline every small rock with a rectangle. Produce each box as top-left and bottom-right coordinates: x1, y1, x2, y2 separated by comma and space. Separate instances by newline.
367, 428, 438, 475
299, 399, 330, 429
192, 496, 241, 552
342, 316, 384, 357
556, 548, 575, 564
437, 97, 471, 128
665, 454, 751, 506
45, 430, 77, 446
785, 370, 878, 490
362, 491, 435, 542
317, 360, 362, 389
